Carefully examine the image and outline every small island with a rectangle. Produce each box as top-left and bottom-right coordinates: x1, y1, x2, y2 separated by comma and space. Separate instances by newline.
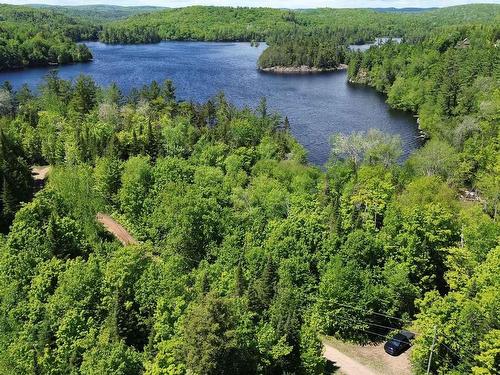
257, 31, 348, 74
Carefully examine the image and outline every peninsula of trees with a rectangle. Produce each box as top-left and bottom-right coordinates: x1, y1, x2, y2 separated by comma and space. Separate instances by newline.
0, 5, 96, 71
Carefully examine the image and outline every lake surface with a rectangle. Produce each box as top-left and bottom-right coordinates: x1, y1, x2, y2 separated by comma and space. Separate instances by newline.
0, 41, 421, 165
349, 37, 402, 51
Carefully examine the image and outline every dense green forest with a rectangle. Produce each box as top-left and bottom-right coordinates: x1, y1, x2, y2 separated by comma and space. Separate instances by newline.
0, 5, 95, 71
0, 40, 498, 372
0, 3, 498, 375
99, 4, 500, 44
345, 24, 500, 374
348, 25, 499, 187
29, 4, 166, 22
258, 29, 348, 70
0, 3, 170, 71
99, 6, 294, 43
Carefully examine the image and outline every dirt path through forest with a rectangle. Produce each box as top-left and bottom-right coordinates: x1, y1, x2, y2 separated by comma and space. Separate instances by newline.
323, 338, 412, 375
323, 342, 377, 375
96, 213, 139, 246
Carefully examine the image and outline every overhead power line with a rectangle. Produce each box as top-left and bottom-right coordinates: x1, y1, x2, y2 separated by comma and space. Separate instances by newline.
337, 313, 406, 332
356, 328, 414, 346
328, 300, 412, 323
323, 300, 495, 372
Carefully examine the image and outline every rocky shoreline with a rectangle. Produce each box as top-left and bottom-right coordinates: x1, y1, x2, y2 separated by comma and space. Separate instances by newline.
259, 64, 348, 74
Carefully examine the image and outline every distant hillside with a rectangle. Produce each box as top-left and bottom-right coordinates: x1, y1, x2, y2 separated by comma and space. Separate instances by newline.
99, 4, 500, 44
28, 4, 166, 21
373, 7, 437, 13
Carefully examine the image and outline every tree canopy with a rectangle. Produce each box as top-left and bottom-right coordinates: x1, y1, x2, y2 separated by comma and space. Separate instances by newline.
0, 3, 498, 374
0, 67, 497, 374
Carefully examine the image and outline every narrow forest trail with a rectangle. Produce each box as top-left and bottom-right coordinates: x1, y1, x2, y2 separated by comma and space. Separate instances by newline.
323, 342, 377, 375
96, 213, 139, 246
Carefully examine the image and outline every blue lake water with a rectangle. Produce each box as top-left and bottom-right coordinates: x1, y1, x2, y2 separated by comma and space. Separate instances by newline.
0, 41, 421, 165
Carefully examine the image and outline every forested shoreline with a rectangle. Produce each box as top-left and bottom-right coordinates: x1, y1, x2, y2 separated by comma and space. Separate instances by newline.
98, 4, 499, 44
1, 4, 499, 71
0, 57, 498, 374
0, 5, 96, 71
0, 3, 498, 375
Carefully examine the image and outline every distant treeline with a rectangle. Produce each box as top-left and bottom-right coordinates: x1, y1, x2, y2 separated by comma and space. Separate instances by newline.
28, 4, 166, 22
96, 4, 500, 71
1, 4, 499, 71
98, 5, 500, 44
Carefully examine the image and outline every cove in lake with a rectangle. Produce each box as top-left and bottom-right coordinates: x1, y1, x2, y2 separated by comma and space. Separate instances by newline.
349, 37, 402, 52
0, 41, 421, 165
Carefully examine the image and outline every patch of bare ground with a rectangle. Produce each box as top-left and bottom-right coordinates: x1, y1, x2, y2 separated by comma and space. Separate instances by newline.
323, 337, 412, 375
96, 213, 139, 246
31, 165, 51, 181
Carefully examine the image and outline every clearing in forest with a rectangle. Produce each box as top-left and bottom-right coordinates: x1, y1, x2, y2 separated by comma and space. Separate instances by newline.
322, 337, 412, 375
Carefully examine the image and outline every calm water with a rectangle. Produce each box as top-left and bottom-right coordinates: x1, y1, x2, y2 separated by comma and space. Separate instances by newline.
0, 41, 420, 165
349, 37, 402, 51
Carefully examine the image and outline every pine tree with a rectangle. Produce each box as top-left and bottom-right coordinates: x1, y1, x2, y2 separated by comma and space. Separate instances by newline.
284, 116, 291, 132
161, 79, 176, 102
257, 97, 268, 119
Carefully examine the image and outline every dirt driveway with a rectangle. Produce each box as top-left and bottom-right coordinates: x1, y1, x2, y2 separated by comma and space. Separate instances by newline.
324, 342, 376, 375
323, 338, 412, 375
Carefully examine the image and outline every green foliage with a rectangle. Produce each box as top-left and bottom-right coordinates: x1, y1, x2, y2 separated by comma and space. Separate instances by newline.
412, 245, 500, 374
0, 77, 330, 373
0, 4, 95, 71
258, 29, 347, 70
99, 5, 500, 45
181, 293, 255, 374
0, 129, 32, 230
348, 25, 499, 188
0, 5, 498, 370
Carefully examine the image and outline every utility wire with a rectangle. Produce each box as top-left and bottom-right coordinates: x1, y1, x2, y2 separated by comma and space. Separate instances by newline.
355, 328, 413, 346
337, 313, 406, 333
438, 332, 483, 360
328, 300, 412, 324
438, 333, 498, 372
440, 342, 475, 368
321, 300, 495, 371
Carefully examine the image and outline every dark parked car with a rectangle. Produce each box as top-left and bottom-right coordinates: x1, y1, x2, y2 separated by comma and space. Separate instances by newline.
384, 331, 415, 356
